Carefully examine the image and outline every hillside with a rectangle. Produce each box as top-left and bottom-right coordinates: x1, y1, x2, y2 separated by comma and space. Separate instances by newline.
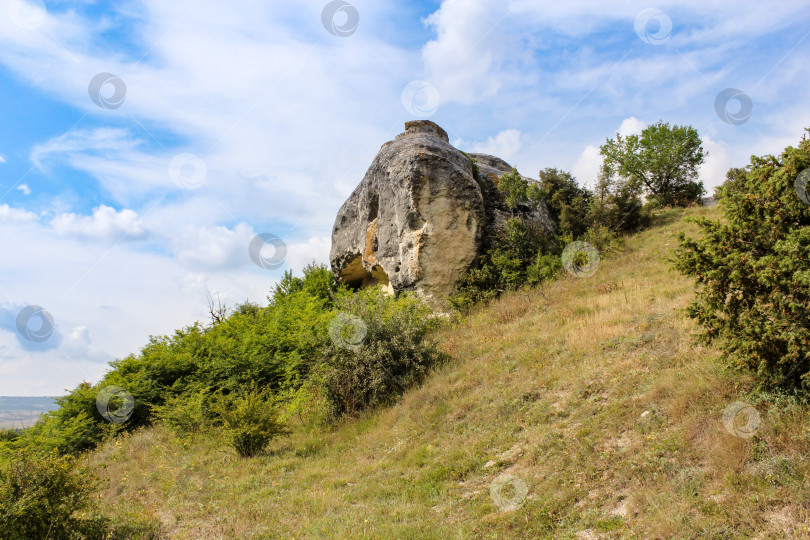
88, 206, 810, 539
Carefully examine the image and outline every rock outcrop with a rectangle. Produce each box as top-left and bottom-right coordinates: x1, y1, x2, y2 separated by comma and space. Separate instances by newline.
330, 120, 554, 305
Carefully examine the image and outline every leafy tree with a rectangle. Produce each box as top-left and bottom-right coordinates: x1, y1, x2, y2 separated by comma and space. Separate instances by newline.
497, 168, 529, 210
538, 168, 592, 237
601, 121, 705, 207
588, 164, 650, 233
674, 131, 810, 388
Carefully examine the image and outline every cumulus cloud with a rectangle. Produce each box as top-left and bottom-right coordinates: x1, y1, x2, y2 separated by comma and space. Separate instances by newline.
50, 205, 148, 241
456, 129, 522, 164
699, 135, 732, 193
0, 204, 37, 223
422, 0, 511, 104
16, 184, 30, 195
571, 145, 602, 188
617, 117, 646, 137
171, 222, 255, 270
0, 155, 5, 163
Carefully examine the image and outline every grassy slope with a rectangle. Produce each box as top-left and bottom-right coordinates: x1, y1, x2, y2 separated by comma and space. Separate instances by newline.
89, 207, 810, 539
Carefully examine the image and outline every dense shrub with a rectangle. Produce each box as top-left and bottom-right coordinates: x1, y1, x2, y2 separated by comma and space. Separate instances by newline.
152, 386, 216, 436
714, 167, 747, 201
4, 262, 450, 460
538, 168, 592, 237
674, 131, 810, 388
449, 218, 559, 310
497, 168, 543, 211
321, 288, 445, 416
213, 383, 289, 458
589, 166, 651, 233
0, 430, 20, 444
0, 451, 99, 539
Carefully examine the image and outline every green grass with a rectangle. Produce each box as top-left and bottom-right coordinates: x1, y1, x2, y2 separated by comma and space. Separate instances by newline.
87, 206, 810, 539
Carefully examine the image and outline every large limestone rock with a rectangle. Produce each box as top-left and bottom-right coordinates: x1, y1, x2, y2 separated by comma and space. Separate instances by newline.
330, 120, 554, 305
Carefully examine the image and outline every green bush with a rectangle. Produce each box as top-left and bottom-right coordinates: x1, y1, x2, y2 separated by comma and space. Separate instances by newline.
538, 168, 592, 237
674, 131, 810, 388
321, 288, 445, 416
589, 166, 651, 233
0, 430, 20, 444
213, 383, 290, 458
580, 224, 625, 258
152, 386, 216, 436
450, 217, 556, 310
0, 451, 99, 539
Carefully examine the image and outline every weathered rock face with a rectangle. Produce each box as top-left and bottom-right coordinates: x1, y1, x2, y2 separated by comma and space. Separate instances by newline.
330, 120, 554, 305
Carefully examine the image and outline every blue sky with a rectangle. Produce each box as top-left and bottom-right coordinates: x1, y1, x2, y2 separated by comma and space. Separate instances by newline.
0, 0, 808, 395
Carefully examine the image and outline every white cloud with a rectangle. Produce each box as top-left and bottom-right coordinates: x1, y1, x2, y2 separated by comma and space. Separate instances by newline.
422, 0, 512, 104
171, 222, 255, 270
50, 205, 148, 241
0, 155, 5, 163
0, 204, 37, 223
16, 184, 31, 195
699, 135, 732, 192
618, 117, 646, 137
571, 145, 601, 188
456, 129, 522, 164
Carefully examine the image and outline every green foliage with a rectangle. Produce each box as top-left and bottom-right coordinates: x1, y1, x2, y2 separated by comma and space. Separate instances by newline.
152, 386, 216, 436
10, 261, 449, 462
538, 168, 592, 237
321, 288, 445, 416
580, 224, 625, 258
497, 168, 529, 210
715, 167, 747, 201
213, 383, 290, 458
450, 218, 557, 310
589, 165, 651, 233
601, 121, 705, 207
0, 430, 20, 444
0, 451, 98, 539
674, 131, 810, 388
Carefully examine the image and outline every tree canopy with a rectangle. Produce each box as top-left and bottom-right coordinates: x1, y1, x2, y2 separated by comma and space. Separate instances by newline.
601, 121, 706, 206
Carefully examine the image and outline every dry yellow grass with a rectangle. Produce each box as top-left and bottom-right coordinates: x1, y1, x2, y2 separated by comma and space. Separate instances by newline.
88, 207, 810, 539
